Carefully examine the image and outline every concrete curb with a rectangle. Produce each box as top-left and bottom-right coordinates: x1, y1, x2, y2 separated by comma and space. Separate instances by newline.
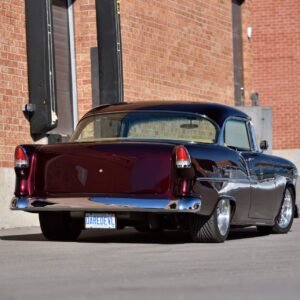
0, 168, 38, 229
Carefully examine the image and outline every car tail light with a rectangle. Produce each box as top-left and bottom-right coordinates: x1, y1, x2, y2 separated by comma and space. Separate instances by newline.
176, 146, 191, 168
15, 146, 29, 168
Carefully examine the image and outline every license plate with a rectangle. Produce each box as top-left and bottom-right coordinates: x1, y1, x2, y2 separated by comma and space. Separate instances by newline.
85, 213, 116, 229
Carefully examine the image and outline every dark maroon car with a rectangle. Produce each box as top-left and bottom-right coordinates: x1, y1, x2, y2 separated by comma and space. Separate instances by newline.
11, 102, 298, 242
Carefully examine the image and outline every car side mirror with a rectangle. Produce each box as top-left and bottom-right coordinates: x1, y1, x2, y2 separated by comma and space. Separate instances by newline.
260, 140, 269, 151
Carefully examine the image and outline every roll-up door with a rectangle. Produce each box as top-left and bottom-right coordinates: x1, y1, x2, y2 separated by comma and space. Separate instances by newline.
52, 0, 74, 138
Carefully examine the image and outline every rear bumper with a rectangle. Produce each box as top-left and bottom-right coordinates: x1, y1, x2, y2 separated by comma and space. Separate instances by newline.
10, 196, 201, 214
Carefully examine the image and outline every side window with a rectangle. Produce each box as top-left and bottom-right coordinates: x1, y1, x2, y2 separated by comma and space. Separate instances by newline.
225, 119, 251, 150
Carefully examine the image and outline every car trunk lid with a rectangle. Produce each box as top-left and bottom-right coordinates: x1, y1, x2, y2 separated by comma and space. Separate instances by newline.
32, 141, 175, 198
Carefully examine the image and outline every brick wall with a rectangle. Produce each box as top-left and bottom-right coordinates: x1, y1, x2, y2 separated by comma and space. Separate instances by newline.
251, 0, 300, 149
73, 0, 247, 118
121, 0, 236, 104
73, 0, 97, 118
0, 1, 31, 168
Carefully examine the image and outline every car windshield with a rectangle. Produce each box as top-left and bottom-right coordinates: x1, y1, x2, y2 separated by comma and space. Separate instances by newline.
71, 111, 218, 143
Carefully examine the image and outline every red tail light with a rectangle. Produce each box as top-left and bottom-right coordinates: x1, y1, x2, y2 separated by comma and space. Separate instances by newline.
15, 146, 29, 168
176, 146, 191, 168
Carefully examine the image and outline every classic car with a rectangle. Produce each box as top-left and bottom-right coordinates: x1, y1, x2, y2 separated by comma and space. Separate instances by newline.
11, 102, 298, 243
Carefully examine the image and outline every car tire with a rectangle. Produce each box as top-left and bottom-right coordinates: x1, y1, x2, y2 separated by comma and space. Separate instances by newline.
189, 199, 231, 243
39, 212, 82, 241
257, 186, 295, 235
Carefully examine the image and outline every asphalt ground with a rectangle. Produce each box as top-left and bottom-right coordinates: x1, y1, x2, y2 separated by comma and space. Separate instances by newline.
0, 219, 299, 300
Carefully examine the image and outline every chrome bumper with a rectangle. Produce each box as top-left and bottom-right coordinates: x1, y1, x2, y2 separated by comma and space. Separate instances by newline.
10, 196, 201, 214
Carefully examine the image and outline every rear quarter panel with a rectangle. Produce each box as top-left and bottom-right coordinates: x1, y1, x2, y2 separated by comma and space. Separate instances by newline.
185, 144, 251, 223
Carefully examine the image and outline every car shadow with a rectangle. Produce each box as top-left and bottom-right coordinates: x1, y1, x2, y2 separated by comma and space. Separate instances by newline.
0, 233, 46, 242
228, 227, 266, 240
0, 227, 267, 244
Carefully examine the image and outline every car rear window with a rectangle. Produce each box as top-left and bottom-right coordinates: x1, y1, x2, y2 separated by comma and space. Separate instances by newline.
71, 111, 218, 144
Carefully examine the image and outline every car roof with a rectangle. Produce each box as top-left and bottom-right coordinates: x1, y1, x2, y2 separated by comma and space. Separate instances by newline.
83, 101, 250, 128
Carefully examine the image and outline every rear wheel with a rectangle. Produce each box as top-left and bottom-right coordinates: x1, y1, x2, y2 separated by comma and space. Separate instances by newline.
189, 199, 231, 243
257, 186, 295, 235
39, 212, 82, 241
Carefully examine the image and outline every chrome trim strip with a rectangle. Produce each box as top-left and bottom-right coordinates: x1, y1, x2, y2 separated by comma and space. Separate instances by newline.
10, 196, 201, 214
196, 176, 270, 185
196, 177, 251, 184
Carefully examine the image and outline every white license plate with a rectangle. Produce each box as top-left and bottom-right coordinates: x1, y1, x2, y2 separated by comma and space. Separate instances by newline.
85, 213, 116, 229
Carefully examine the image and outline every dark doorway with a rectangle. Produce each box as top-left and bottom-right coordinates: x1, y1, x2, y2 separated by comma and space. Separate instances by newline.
95, 0, 124, 106
25, 0, 76, 141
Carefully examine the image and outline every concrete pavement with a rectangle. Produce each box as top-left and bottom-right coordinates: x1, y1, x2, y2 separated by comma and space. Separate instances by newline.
0, 219, 300, 300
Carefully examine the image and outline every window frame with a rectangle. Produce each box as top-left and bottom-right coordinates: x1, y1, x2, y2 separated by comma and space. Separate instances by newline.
248, 121, 260, 152
223, 117, 254, 152
71, 110, 220, 144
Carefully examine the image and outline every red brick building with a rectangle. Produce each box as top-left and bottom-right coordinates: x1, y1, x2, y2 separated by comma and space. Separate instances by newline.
0, 0, 298, 227
251, 1, 300, 150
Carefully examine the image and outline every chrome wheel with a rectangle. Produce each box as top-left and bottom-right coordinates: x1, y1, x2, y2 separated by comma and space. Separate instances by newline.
277, 189, 293, 229
257, 186, 294, 235
189, 199, 231, 243
216, 199, 231, 236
